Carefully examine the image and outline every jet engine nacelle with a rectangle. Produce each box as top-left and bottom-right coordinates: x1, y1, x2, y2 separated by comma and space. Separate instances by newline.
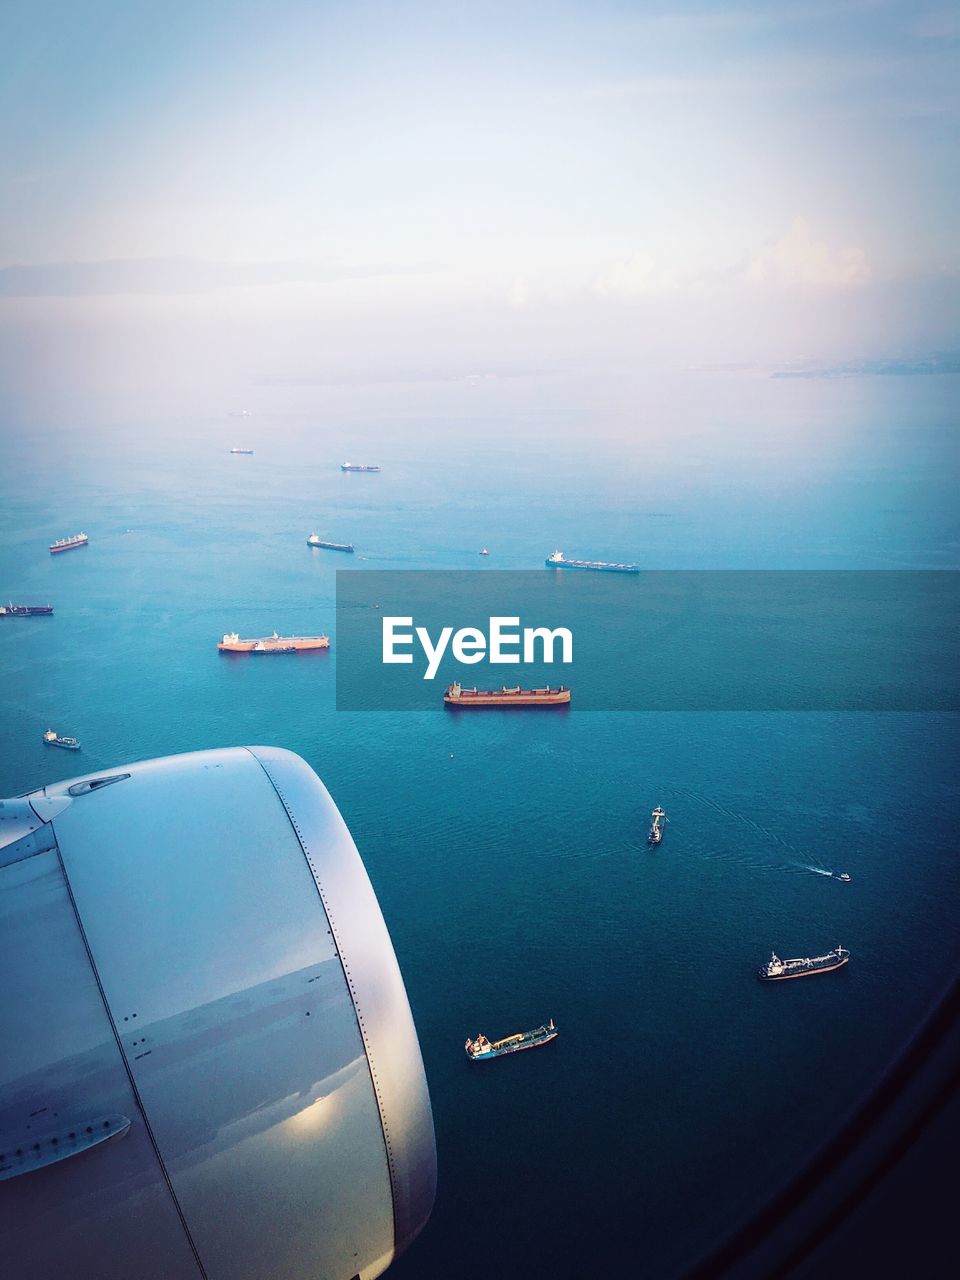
0, 747, 436, 1280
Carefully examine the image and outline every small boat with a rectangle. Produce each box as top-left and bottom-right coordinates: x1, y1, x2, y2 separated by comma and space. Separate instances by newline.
1, 602, 53, 616
340, 462, 381, 472
758, 946, 850, 981
229, 447, 254, 455
465, 1019, 557, 1061
307, 534, 355, 552
43, 729, 80, 750
49, 533, 88, 554
837, 872, 851, 882
479, 548, 490, 556
647, 806, 666, 845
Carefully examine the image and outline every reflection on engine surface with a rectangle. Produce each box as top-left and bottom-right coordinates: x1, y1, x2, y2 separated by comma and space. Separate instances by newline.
0, 746, 436, 1280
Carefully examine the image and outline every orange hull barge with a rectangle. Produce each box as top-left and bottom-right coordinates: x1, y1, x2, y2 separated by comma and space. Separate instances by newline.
218, 631, 329, 653
444, 681, 570, 707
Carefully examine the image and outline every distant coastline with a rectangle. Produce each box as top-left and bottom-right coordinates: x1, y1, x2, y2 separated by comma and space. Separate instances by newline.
771, 353, 960, 379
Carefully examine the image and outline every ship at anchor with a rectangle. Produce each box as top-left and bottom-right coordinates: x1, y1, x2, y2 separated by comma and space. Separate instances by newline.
465, 1019, 557, 1061
1, 602, 53, 616
444, 681, 570, 707
545, 550, 639, 573
758, 946, 850, 981
49, 533, 88, 554
307, 534, 355, 552
218, 631, 329, 653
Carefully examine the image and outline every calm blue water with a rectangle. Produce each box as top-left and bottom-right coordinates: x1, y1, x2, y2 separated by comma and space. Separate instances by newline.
1, 370, 958, 1277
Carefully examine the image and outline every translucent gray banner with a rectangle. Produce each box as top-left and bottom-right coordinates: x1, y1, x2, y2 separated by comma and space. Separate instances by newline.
335, 570, 959, 712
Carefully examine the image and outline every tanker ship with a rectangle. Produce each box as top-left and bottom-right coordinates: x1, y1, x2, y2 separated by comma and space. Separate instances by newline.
1, 602, 53, 616
340, 462, 380, 472
444, 681, 570, 707
218, 631, 330, 653
757, 946, 850, 982
307, 534, 355, 552
465, 1019, 557, 1061
49, 533, 88, 554
545, 550, 639, 573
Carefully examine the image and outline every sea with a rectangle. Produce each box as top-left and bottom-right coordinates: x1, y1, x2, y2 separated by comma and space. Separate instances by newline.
1, 368, 958, 1278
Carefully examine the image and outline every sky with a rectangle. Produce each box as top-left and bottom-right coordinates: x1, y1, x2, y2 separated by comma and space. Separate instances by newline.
0, 0, 958, 423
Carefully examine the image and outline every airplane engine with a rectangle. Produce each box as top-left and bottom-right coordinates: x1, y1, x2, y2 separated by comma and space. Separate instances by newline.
0, 746, 436, 1280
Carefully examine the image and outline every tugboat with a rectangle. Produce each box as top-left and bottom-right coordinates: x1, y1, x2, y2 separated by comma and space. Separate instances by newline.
340, 462, 381, 472
307, 534, 355, 552
49, 533, 88, 554
647, 806, 666, 845
1, 602, 53, 616
43, 729, 80, 750
545, 550, 639, 573
758, 946, 850, 981
444, 681, 570, 707
465, 1019, 557, 1061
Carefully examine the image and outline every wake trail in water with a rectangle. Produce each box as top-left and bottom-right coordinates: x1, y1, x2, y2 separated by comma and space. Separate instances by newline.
671, 786, 833, 877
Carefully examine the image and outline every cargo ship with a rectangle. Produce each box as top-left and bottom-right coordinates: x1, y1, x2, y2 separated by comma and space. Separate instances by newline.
1, 603, 53, 616
340, 462, 381, 472
43, 729, 80, 750
229, 447, 254, 454
49, 533, 88, 554
444, 681, 570, 707
545, 550, 639, 573
648, 806, 667, 845
758, 946, 850, 982
307, 534, 355, 552
465, 1019, 557, 1061
218, 631, 330, 653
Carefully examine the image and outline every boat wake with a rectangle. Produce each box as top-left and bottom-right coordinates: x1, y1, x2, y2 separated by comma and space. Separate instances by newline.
671, 787, 847, 879
676, 787, 795, 845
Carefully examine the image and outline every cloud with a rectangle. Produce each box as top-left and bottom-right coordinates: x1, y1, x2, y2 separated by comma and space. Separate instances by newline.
593, 253, 704, 298
0, 258, 430, 298
593, 221, 870, 300
742, 218, 870, 288
506, 278, 530, 308
9, 171, 51, 186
